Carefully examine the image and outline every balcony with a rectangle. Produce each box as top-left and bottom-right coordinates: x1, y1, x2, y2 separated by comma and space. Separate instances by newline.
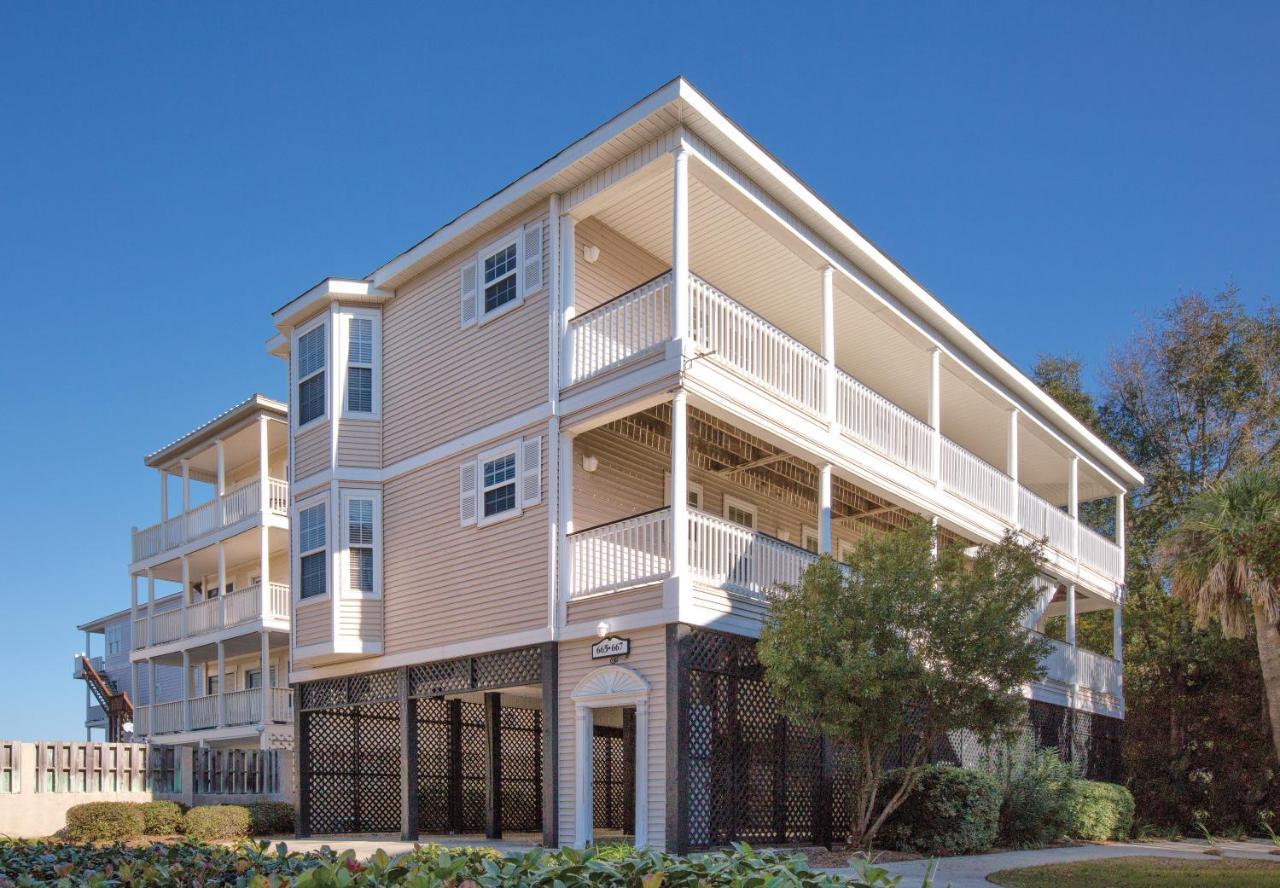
132, 583, 290, 650
132, 478, 288, 562
565, 271, 1123, 584
1038, 635, 1123, 715
134, 688, 293, 737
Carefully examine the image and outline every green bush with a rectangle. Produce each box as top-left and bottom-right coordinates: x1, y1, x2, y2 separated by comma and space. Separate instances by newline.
987, 738, 1077, 847
184, 804, 252, 841
64, 801, 145, 841
246, 801, 294, 835
1067, 779, 1135, 840
138, 800, 186, 835
881, 764, 1002, 854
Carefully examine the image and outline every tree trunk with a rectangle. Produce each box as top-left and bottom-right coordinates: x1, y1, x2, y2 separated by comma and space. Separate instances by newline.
1251, 596, 1280, 763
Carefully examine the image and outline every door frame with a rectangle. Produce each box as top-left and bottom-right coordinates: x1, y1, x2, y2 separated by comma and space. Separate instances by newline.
571, 665, 650, 848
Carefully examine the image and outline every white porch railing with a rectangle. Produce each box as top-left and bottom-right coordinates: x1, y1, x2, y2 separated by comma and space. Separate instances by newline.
134, 705, 150, 736
134, 689, 293, 735
1079, 524, 1124, 580
941, 437, 1016, 523
187, 694, 218, 731
224, 689, 261, 727
569, 508, 671, 599
134, 584, 291, 649
837, 369, 936, 479
690, 274, 826, 416
269, 688, 293, 723
150, 610, 182, 645
268, 583, 290, 620
131, 477, 289, 561
1018, 485, 1077, 556
150, 700, 185, 734
688, 510, 818, 603
223, 586, 261, 628
186, 597, 222, 636
1038, 636, 1123, 705
568, 273, 672, 385
132, 617, 147, 650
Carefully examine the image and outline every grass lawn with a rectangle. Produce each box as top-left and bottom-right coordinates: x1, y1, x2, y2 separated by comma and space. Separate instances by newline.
987, 855, 1280, 887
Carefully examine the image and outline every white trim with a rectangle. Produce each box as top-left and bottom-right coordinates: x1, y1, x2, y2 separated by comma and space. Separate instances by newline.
340, 488, 382, 600
664, 472, 703, 511
341, 308, 382, 419
292, 313, 329, 432
475, 438, 523, 526
570, 665, 651, 849
289, 625, 553, 682
722, 494, 758, 530
475, 228, 524, 325
384, 402, 552, 482
293, 492, 330, 605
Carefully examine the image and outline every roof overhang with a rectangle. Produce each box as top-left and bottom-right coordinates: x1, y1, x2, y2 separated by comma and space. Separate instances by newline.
272, 277, 394, 333
144, 393, 288, 469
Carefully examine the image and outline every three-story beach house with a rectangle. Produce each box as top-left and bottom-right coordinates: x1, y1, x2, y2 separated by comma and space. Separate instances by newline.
269, 78, 1140, 848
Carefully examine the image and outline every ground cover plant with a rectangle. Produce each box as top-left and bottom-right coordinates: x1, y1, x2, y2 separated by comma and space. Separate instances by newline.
986, 855, 1280, 888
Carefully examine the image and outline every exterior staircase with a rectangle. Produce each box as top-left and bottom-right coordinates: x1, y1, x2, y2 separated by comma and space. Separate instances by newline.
75, 655, 133, 742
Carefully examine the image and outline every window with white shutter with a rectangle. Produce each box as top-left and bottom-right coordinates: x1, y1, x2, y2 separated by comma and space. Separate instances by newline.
296, 322, 327, 427
345, 315, 375, 415
297, 503, 327, 599
343, 492, 379, 597
520, 436, 542, 506
459, 462, 478, 526
464, 436, 542, 527
522, 220, 543, 296
462, 225, 543, 327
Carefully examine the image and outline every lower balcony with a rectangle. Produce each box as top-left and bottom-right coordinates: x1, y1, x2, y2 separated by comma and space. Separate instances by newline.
134, 688, 293, 737
1037, 634, 1123, 717
133, 583, 290, 649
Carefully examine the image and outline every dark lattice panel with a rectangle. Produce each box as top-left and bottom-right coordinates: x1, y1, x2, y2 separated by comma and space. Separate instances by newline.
416, 698, 453, 833
410, 661, 473, 698
500, 705, 543, 832
592, 727, 628, 831
307, 702, 401, 834
408, 647, 542, 700
300, 678, 348, 711
1029, 700, 1122, 783
299, 671, 400, 711
458, 701, 487, 832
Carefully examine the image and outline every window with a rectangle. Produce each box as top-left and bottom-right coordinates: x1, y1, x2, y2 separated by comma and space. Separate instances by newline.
460, 436, 542, 527
105, 624, 122, 656
247, 667, 280, 690
724, 496, 758, 529
298, 503, 327, 599
345, 316, 375, 414
297, 323, 326, 426
664, 473, 704, 511
460, 222, 543, 326
345, 494, 377, 595
802, 525, 820, 555
483, 242, 519, 314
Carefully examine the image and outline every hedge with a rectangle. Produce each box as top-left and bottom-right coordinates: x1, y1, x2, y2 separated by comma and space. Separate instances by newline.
64, 802, 145, 841
184, 805, 252, 841
881, 764, 1002, 854
138, 801, 186, 835
246, 801, 295, 835
1067, 779, 1135, 841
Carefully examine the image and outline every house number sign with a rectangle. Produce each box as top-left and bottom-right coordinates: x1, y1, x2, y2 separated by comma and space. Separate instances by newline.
591, 636, 631, 660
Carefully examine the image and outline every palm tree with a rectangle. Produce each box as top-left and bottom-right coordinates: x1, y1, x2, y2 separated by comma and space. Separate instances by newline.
1162, 465, 1280, 761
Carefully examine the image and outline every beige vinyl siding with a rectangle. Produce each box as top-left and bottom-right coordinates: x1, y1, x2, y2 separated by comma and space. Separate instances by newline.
566, 583, 663, 626
382, 207, 550, 467
557, 626, 667, 849
293, 422, 330, 481
338, 598, 383, 643
573, 217, 667, 313
382, 424, 548, 655
294, 599, 331, 647
337, 418, 382, 468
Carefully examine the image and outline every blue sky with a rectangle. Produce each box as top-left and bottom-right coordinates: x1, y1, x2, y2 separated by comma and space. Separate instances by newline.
0, 2, 1275, 740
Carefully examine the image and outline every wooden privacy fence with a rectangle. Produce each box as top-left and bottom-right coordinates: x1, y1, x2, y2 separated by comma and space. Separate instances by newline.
29, 742, 159, 793
192, 748, 280, 795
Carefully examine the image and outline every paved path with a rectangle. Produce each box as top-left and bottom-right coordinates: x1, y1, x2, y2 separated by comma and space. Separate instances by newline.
281, 833, 543, 857
826, 839, 1278, 887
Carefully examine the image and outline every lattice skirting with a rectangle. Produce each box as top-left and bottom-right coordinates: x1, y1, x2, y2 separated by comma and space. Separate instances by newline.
678, 626, 1124, 850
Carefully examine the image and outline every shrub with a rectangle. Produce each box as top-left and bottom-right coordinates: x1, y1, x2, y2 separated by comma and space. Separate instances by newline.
138, 800, 186, 835
881, 764, 1002, 854
246, 801, 294, 835
184, 804, 252, 840
1067, 779, 1135, 840
987, 738, 1077, 846
64, 801, 145, 841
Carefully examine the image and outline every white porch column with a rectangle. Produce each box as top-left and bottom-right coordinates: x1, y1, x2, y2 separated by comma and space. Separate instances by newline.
146, 569, 155, 646
928, 348, 942, 488
216, 541, 227, 628
1007, 409, 1020, 526
820, 266, 836, 426
1113, 605, 1123, 662
818, 464, 833, 555
129, 573, 138, 643
1065, 584, 1077, 646
215, 438, 225, 496
259, 630, 270, 725
181, 650, 190, 730
671, 144, 690, 347
147, 658, 156, 710
559, 214, 578, 386
1116, 491, 1126, 573
670, 389, 690, 579
259, 522, 271, 618
180, 555, 190, 638
1069, 456, 1080, 558
180, 457, 190, 517
258, 415, 270, 514
84, 630, 92, 741
159, 469, 168, 525
558, 430, 576, 617
216, 640, 226, 727
130, 661, 139, 715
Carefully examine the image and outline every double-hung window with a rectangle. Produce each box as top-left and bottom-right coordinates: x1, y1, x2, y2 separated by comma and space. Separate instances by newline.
298, 503, 327, 599
297, 323, 326, 426
483, 241, 520, 315
724, 496, 758, 529
345, 316, 375, 415
459, 222, 543, 326
344, 492, 378, 596
105, 624, 122, 656
459, 437, 542, 527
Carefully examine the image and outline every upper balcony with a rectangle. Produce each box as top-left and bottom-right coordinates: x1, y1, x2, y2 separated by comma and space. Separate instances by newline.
130, 395, 289, 566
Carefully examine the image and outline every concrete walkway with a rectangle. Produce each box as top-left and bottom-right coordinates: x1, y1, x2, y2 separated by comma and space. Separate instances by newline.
829, 839, 1279, 888
281, 832, 543, 857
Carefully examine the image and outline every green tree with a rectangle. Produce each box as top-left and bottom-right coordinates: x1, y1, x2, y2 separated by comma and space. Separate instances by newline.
1162, 466, 1280, 759
1033, 353, 1101, 432
757, 519, 1049, 849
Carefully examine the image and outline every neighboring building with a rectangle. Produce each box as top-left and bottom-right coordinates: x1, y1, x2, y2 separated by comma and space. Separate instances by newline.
74, 602, 178, 741
118, 395, 294, 750
261, 78, 1142, 848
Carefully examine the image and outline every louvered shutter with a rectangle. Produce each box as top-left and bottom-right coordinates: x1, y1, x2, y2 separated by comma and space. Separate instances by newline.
520, 436, 542, 506
522, 221, 543, 296
460, 261, 479, 327
459, 461, 478, 526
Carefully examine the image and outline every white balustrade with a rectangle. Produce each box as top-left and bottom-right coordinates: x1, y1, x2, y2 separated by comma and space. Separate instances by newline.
688, 510, 817, 603
1018, 486, 1077, 558
130, 478, 289, 562
690, 274, 826, 416
268, 478, 289, 513
940, 437, 1016, 522
187, 694, 218, 730
150, 610, 182, 645
184, 498, 220, 540
132, 618, 148, 650
221, 479, 260, 526
1079, 524, 1124, 580
223, 586, 262, 628
224, 689, 261, 726
568, 273, 672, 385
268, 583, 291, 620
1077, 646, 1123, 698
570, 508, 671, 598
836, 370, 935, 478
134, 705, 151, 736
150, 700, 185, 734
270, 688, 293, 723
132, 525, 163, 561
186, 597, 223, 636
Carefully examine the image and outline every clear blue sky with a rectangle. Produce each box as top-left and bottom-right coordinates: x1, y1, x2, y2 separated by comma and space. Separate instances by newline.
1, 3, 1275, 740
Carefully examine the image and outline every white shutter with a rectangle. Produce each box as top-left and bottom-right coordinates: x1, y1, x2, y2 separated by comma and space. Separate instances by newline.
460, 261, 479, 327
522, 221, 543, 296
520, 436, 542, 506
459, 461, 478, 526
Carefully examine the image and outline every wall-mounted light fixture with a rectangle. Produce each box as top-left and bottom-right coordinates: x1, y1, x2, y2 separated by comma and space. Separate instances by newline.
582, 243, 600, 263
581, 454, 599, 473
596, 620, 610, 638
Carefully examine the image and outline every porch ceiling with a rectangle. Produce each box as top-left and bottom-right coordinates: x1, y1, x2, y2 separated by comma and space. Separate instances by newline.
145, 525, 289, 582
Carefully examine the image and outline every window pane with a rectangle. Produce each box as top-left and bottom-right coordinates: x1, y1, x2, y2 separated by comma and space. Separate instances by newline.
348, 317, 372, 364
484, 483, 517, 517
484, 274, 519, 313
346, 367, 372, 413
300, 551, 326, 599
728, 505, 754, 528
483, 243, 517, 283
299, 372, 325, 424
299, 325, 326, 377
350, 547, 374, 592
348, 499, 373, 545
299, 505, 325, 553
483, 454, 516, 487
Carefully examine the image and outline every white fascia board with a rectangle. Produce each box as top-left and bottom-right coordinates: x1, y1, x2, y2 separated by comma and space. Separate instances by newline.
266, 332, 288, 358
272, 278, 392, 332
674, 81, 1143, 490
